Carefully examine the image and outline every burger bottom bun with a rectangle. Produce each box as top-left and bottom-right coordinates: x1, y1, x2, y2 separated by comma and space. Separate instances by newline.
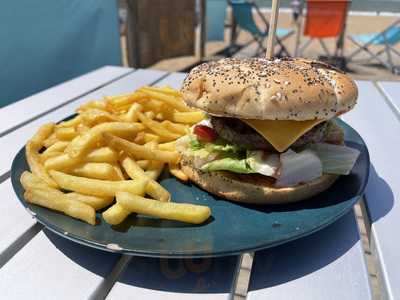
180, 155, 338, 205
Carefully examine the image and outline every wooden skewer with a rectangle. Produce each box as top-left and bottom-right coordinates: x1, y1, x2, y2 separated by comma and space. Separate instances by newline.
266, 0, 281, 59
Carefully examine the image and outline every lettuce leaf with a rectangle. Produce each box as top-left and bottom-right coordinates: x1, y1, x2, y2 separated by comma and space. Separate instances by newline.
309, 143, 360, 175
201, 157, 253, 173
204, 142, 242, 154
247, 151, 279, 177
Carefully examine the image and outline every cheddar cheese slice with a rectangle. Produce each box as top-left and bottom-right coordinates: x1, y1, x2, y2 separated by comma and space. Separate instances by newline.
242, 119, 324, 152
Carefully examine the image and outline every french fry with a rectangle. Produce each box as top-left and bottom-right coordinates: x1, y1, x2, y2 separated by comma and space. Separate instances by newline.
123, 103, 143, 122
55, 127, 78, 141
103, 133, 180, 163
104, 93, 130, 102
45, 147, 119, 170
76, 100, 109, 112
76, 123, 90, 134
137, 112, 180, 141
144, 139, 158, 149
40, 151, 64, 162
24, 188, 96, 225
155, 112, 165, 121
80, 109, 120, 126
49, 170, 148, 197
72, 162, 117, 180
168, 163, 189, 182
170, 111, 205, 124
102, 140, 162, 225
116, 192, 211, 224
144, 111, 155, 119
121, 156, 170, 202
102, 203, 131, 225
143, 133, 160, 143
85, 147, 118, 163
109, 92, 147, 108
136, 160, 150, 169
141, 99, 165, 112
145, 161, 165, 180
20, 171, 114, 210
140, 88, 192, 112
30, 123, 55, 149
134, 132, 160, 144
56, 116, 82, 128
42, 141, 69, 155
45, 153, 81, 171
112, 164, 126, 180
43, 133, 58, 148
158, 141, 176, 151
64, 193, 114, 211
145, 86, 181, 97
161, 120, 188, 135
20, 171, 52, 191
21, 171, 113, 211
26, 141, 58, 188
66, 122, 145, 158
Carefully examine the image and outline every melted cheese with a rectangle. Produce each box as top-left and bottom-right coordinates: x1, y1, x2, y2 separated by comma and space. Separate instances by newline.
242, 119, 324, 152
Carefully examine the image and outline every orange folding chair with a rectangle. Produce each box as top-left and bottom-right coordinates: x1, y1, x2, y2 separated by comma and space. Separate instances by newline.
295, 0, 350, 58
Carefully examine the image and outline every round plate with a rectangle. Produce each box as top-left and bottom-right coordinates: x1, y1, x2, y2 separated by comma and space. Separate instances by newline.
11, 119, 369, 258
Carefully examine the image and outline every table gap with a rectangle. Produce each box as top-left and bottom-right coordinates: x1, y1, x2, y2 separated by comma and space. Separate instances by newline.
0, 223, 42, 269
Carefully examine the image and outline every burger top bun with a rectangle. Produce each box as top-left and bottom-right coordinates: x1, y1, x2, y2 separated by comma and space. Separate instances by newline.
181, 57, 358, 121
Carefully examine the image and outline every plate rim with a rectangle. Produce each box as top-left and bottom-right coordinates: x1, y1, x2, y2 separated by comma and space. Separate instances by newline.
10, 118, 370, 258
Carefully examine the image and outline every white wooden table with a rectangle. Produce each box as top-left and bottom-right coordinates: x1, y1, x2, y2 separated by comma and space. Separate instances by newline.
0, 66, 397, 300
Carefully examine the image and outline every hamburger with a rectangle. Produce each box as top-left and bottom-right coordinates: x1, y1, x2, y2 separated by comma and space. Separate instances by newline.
178, 57, 360, 204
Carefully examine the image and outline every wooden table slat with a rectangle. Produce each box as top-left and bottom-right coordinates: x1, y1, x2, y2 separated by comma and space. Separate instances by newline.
377, 81, 400, 117
0, 179, 38, 265
0, 66, 132, 135
342, 81, 400, 300
0, 230, 121, 300
248, 211, 372, 300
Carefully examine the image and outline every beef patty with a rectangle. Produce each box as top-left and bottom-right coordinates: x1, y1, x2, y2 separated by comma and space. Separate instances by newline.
210, 116, 329, 151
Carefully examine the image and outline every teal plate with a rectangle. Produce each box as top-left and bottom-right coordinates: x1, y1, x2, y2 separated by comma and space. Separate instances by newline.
11, 119, 369, 258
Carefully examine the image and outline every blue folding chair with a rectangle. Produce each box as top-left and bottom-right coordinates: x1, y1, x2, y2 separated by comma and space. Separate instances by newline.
0, 0, 121, 107
229, 0, 294, 57
206, 0, 228, 41
347, 19, 400, 74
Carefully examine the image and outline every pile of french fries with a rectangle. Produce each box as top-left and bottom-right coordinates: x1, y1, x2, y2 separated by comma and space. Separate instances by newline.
20, 86, 211, 226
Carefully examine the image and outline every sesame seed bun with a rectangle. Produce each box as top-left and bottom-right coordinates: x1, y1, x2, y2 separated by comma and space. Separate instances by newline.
181, 57, 358, 121
180, 154, 338, 204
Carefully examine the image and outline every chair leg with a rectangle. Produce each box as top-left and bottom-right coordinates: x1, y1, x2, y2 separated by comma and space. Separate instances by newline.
389, 46, 400, 57
298, 38, 313, 57
276, 36, 292, 57
255, 37, 265, 57
318, 39, 331, 57
348, 39, 392, 68
347, 36, 369, 60
382, 33, 398, 72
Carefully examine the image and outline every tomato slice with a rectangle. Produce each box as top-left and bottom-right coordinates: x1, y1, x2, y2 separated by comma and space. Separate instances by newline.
193, 125, 218, 142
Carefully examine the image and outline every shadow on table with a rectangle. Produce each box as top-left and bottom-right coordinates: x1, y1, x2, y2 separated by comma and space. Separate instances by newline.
43, 228, 239, 294
364, 163, 394, 224
248, 210, 361, 291
43, 228, 121, 277
115, 255, 239, 293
